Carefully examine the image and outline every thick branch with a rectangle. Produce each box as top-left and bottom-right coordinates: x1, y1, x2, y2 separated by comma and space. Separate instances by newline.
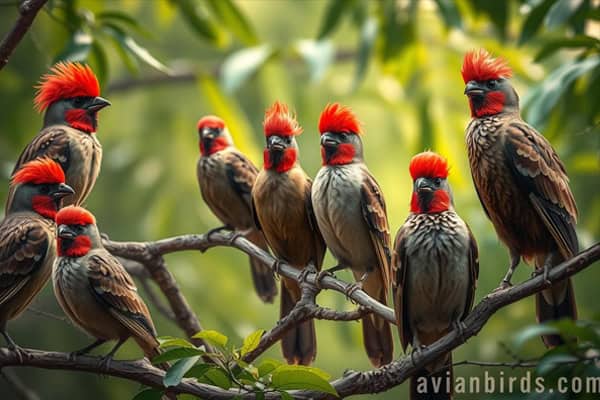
0, 0, 48, 70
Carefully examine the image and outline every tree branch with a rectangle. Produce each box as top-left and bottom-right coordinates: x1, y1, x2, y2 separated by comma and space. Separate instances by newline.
0, 0, 48, 70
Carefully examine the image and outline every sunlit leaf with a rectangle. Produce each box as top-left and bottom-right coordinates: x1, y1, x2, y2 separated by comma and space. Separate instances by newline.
519, 0, 554, 45
534, 35, 600, 62
192, 329, 229, 347
163, 356, 200, 387
240, 329, 265, 356
317, 0, 356, 39
132, 388, 164, 400
158, 336, 196, 349
271, 365, 336, 395
153, 347, 205, 364
172, 0, 227, 47
185, 363, 212, 379
220, 44, 274, 92
514, 324, 560, 349
206, 0, 259, 45
434, 0, 462, 29
524, 56, 600, 127
257, 358, 282, 377
197, 367, 232, 389
545, 0, 585, 29
55, 30, 92, 62
121, 35, 171, 74
353, 17, 378, 91
296, 39, 334, 82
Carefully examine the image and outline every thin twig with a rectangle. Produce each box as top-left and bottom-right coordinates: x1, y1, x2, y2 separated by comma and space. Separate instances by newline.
0, 0, 48, 70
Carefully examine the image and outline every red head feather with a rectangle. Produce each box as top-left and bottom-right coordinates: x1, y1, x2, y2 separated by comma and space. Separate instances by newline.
318, 103, 362, 135
34, 62, 100, 112
55, 206, 96, 226
197, 115, 225, 130
409, 151, 449, 180
263, 101, 303, 137
11, 158, 65, 186
461, 49, 513, 83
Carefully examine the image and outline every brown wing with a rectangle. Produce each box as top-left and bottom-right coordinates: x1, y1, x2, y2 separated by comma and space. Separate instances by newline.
463, 224, 479, 319
360, 169, 392, 292
12, 127, 71, 174
224, 150, 259, 210
87, 252, 157, 342
391, 223, 411, 351
304, 178, 326, 270
504, 120, 578, 258
0, 217, 49, 305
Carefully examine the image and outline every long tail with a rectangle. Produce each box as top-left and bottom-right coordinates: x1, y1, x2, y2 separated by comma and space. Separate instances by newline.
410, 353, 453, 400
280, 277, 316, 365
536, 277, 577, 347
246, 229, 277, 303
361, 270, 393, 367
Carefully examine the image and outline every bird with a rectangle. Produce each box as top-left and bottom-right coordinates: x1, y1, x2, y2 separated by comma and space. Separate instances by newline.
251, 101, 326, 365
196, 115, 277, 303
311, 103, 393, 367
462, 49, 578, 347
393, 151, 478, 399
6, 62, 109, 211
1, 158, 74, 354
52, 206, 168, 370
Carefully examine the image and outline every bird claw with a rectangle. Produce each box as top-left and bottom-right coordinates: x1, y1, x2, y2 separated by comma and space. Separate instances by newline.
452, 320, 468, 343
9, 344, 25, 364
271, 259, 282, 278
298, 264, 318, 284
493, 279, 512, 292
98, 355, 113, 373
315, 270, 333, 289
410, 345, 427, 366
344, 282, 363, 303
206, 225, 229, 241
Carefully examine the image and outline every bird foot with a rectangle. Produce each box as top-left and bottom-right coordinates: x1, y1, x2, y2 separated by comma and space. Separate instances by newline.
532, 267, 552, 286
8, 343, 26, 364
344, 282, 363, 303
410, 345, 427, 366
271, 259, 282, 278
314, 270, 333, 289
298, 264, 318, 284
452, 320, 468, 343
206, 225, 230, 241
98, 355, 114, 373
493, 279, 513, 292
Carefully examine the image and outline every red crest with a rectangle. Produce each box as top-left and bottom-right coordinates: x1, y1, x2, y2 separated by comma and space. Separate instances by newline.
263, 101, 302, 137
461, 49, 513, 83
11, 158, 65, 185
409, 151, 449, 180
197, 115, 225, 130
318, 103, 362, 135
34, 62, 100, 112
55, 206, 96, 226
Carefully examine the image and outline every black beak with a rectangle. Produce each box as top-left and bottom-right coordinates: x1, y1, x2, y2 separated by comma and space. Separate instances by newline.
267, 135, 286, 152
51, 183, 75, 199
320, 132, 340, 148
415, 177, 434, 193
464, 81, 485, 97
57, 224, 76, 240
86, 96, 111, 112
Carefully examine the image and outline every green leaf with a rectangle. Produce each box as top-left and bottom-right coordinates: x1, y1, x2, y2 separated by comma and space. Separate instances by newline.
220, 44, 274, 93
514, 324, 560, 349
317, 0, 356, 39
121, 35, 171, 74
534, 35, 600, 62
158, 336, 196, 349
279, 391, 294, 400
184, 363, 212, 379
471, 0, 509, 40
55, 30, 93, 62
296, 39, 334, 82
205, 0, 259, 46
545, 0, 585, 29
523, 56, 600, 127
102, 24, 140, 74
172, 0, 226, 47
434, 0, 462, 29
90, 40, 108, 85
353, 17, 378, 91
96, 10, 147, 34
192, 329, 229, 348
537, 352, 579, 376
163, 356, 201, 387
153, 347, 205, 364
519, 0, 555, 45
240, 329, 265, 356
202, 367, 232, 390
271, 365, 337, 395
257, 358, 282, 377
132, 388, 164, 400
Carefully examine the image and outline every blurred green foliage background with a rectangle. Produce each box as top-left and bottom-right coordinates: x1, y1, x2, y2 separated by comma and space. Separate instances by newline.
0, 0, 598, 398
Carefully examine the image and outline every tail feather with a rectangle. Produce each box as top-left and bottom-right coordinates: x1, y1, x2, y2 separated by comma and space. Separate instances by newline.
536, 277, 577, 347
246, 230, 277, 303
362, 284, 393, 368
280, 279, 316, 365
410, 353, 453, 400
136, 337, 171, 372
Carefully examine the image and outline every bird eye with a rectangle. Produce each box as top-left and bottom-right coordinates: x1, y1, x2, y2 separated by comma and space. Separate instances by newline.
340, 133, 348, 141
487, 80, 498, 89
73, 97, 85, 108
40, 184, 50, 194
434, 178, 442, 186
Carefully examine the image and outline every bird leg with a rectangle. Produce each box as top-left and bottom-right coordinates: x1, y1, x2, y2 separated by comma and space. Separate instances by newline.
298, 264, 318, 284
344, 271, 369, 301
206, 225, 231, 240
70, 339, 106, 360
1, 330, 25, 363
98, 338, 127, 372
410, 344, 427, 367
533, 252, 558, 286
315, 264, 347, 289
271, 259, 283, 279
497, 250, 520, 290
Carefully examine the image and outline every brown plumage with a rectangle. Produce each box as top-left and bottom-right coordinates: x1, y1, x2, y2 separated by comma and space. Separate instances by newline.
53, 206, 168, 370
393, 152, 478, 399
463, 50, 577, 347
196, 116, 276, 303
252, 102, 325, 365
